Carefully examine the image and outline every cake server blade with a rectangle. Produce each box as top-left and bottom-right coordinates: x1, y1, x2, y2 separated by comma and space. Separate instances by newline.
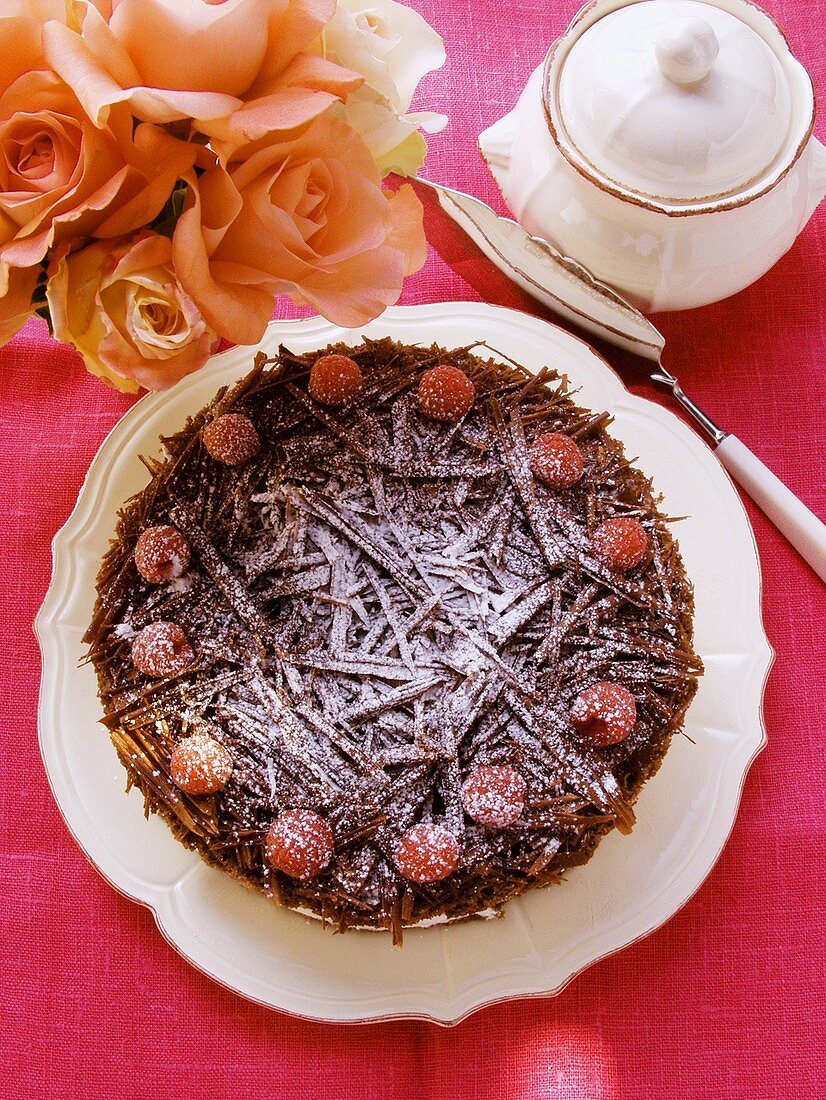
410, 177, 664, 362
411, 176, 826, 581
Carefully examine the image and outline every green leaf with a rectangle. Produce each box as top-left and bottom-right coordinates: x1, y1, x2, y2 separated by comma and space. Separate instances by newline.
34, 304, 53, 336
151, 181, 189, 238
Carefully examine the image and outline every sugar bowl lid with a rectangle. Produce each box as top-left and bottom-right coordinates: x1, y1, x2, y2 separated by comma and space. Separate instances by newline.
547, 0, 806, 204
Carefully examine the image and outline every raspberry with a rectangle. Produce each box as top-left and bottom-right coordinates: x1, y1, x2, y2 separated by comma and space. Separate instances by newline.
308, 354, 363, 407
394, 822, 459, 883
134, 525, 190, 584
529, 432, 584, 489
131, 621, 195, 678
202, 413, 259, 466
461, 764, 526, 828
170, 734, 233, 795
570, 682, 637, 745
592, 517, 648, 571
418, 365, 475, 423
264, 809, 334, 880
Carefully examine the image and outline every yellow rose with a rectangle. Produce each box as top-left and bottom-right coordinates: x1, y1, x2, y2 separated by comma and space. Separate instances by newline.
47, 232, 215, 392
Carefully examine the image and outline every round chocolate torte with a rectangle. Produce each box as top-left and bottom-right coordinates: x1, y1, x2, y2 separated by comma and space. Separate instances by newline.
84, 338, 702, 942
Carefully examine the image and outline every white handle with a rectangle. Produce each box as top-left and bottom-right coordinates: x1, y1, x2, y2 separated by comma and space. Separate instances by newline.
716, 435, 826, 582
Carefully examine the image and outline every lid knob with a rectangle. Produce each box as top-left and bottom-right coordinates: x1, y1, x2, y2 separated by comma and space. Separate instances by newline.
655, 17, 719, 85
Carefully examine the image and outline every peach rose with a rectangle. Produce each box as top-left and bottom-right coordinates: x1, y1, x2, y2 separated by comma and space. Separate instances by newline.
171, 110, 425, 342
0, 1, 67, 96
0, 2, 70, 342
47, 232, 215, 391
0, 68, 196, 295
43, 0, 362, 144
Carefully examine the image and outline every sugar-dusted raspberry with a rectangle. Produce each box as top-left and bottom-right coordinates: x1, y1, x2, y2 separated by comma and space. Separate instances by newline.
170, 734, 233, 795
570, 682, 637, 745
202, 413, 259, 466
264, 809, 334, 880
462, 764, 526, 828
308, 354, 363, 407
418, 365, 475, 423
134, 525, 190, 585
131, 621, 195, 678
394, 822, 459, 883
529, 431, 584, 489
592, 516, 648, 571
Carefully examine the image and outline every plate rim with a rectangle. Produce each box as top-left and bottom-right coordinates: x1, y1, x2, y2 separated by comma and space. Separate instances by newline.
35, 302, 774, 1025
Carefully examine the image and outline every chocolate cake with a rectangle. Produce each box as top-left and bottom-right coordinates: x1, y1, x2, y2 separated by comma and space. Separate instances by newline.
84, 338, 702, 942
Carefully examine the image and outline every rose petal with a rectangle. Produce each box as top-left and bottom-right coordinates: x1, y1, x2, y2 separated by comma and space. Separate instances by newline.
42, 11, 140, 127
203, 55, 363, 153
203, 87, 342, 152
172, 168, 274, 344
327, 0, 445, 113
92, 122, 197, 237
108, 0, 272, 96
0, 7, 60, 99
385, 182, 426, 275
43, 17, 242, 126
0, 261, 38, 344
285, 244, 406, 326
251, 0, 337, 89
45, 0, 340, 132
340, 84, 430, 175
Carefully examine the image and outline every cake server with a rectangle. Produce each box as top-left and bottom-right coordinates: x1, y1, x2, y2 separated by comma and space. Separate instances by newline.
411, 177, 826, 582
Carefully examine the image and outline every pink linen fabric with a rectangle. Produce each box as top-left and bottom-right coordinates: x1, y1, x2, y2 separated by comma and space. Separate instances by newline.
1, 0, 824, 1096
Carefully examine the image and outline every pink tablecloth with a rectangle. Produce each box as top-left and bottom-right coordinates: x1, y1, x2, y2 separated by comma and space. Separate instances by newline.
2, 1, 824, 1096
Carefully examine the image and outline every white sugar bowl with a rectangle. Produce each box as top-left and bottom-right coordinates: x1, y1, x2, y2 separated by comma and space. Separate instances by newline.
479, 0, 826, 311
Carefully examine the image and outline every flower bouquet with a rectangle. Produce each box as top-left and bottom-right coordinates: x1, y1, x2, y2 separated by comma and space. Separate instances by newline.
0, 0, 445, 391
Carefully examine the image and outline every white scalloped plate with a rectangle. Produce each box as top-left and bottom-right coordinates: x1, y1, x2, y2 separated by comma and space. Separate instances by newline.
35, 303, 772, 1025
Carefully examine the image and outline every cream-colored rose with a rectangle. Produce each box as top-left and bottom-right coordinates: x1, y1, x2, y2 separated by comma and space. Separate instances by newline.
172, 110, 425, 342
43, 0, 362, 144
340, 84, 441, 176
324, 0, 445, 113
47, 232, 215, 391
321, 0, 446, 174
